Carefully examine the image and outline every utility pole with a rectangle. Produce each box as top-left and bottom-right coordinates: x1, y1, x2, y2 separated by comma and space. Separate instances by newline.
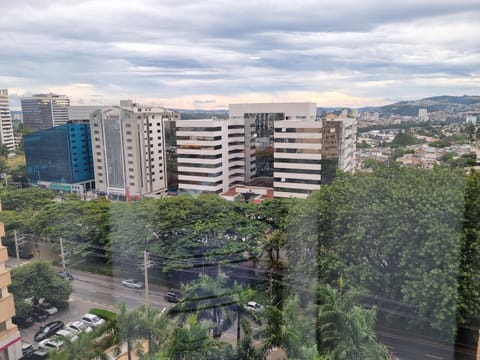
144, 250, 149, 305
60, 237, 66, 273
14, 229, 19, 261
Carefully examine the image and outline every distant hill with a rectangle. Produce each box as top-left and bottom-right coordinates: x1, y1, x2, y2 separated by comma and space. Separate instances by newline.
359, 95, 480, 117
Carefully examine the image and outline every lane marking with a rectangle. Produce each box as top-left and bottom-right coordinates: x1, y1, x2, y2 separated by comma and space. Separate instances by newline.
425, 354, 443, 359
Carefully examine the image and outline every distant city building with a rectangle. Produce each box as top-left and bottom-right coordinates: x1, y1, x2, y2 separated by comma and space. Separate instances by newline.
0, 208, 23, 360
177, 102, 324, 199
418, 108, 429, 121
90, 102, 179, 200
466, 115, 477, 125
24, 123, 94, 194
21, 93, 70, 131
0, 90, 16, 151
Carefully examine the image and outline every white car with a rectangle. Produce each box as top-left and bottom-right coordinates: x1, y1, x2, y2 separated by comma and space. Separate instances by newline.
121, 279, 144, 289
245, 301, 263, 311
38, 338, 64, 351
39, 302, 58, 315
67, 320, 93, 334
55, 329, 79, 342
81, 313, 106, 327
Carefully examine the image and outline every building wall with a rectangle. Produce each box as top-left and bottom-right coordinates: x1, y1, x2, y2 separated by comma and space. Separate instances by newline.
21, 94, 70, 131
0, 221, 22, 360
322, 118, 357, 174
24, 124, 94, 185
0, 90, 16, 151
91, 104, 176, 199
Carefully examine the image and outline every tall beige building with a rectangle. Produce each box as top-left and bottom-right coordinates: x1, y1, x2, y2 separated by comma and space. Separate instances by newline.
0, 90, 16, 151
90, 102, 179, 200
0, 217, 22, 359
21, 93, 70, 131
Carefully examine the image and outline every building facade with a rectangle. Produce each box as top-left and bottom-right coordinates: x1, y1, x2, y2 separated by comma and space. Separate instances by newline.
177, 103, 324, 198
24, 123, 94, 194
90, 103, 178, 200
0, 217, 22, 360
322, 117, 357, 174
21, 93, 70, 131
0, 90, 16, 151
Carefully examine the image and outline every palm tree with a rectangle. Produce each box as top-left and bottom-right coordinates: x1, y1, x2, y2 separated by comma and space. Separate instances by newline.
116, 303, 143, 360
49, 331, 108, 360
316, 285, 390, 359
137, 304, 169, 356
170, 272, 235, 339
230, 284, 262, 347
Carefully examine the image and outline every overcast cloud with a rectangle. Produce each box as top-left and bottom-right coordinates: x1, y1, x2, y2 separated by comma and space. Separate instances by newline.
1, 0, 480, 109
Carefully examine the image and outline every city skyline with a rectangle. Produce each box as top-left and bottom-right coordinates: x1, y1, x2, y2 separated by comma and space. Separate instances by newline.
1, 1, 480, 110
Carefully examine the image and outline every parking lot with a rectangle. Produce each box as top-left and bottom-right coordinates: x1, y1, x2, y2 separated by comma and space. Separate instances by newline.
19, 295, 116, 349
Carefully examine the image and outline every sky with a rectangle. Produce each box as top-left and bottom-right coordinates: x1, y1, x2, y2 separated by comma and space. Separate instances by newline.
1, 0, 480, 110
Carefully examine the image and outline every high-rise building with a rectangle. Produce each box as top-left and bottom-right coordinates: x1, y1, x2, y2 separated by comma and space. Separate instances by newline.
24, 123, 95, 194
21, 93, 70, 131
418, 108, 428, 122
0, 90, 16, 151
0, 213, 22, 360
90, 102, 179, 200
177, 102, 324, 198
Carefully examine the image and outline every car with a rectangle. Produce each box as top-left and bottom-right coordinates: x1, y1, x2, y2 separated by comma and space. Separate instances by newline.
28, 349, 48, 359
34, 320, 64, 342
55, 271, 74, 281
21, 340, 35, 358
39, 302, 58, 315
81, 313, 106, 327
164, 290, 183, 303
121, 279, 144, 289
29, 307, 49, 322
38, 338, 64, 351
12, 314, 35, 329
66, 320, 93, 334
245, 301, 263, 311
55, 329, 78, 342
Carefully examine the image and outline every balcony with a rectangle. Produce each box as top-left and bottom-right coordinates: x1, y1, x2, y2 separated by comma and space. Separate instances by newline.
0, 247, 7, 263
0, 294, 15, 323
0, 270, 11, 288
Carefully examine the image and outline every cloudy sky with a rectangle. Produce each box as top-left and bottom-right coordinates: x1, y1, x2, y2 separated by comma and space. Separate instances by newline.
1, 0, 480, 109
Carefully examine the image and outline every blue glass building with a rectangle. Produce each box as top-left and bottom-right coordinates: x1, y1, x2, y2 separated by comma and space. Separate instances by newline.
24, 123, 94, 191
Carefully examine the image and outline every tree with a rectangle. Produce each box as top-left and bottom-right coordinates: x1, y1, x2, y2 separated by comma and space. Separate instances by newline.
9, 261, 72, 313
49, 331, 108, 360
115, 304, 143, 360
316, 285, 389, 359
137, 305, 170, 356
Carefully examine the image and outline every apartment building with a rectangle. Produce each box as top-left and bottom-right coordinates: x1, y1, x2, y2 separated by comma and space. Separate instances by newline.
0, 218, 22, 360
0, 90, 16, 151
21, 93, 70, 131
90, 102, 178, 200
177, 102, 324, 198
176, 118, 253, 194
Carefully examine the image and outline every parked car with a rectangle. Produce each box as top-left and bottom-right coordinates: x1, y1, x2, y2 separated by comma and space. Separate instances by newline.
38, 338, 64, 351
66, 320, 93, 334
55, 271, 74, 281
34, 321, 64, 342
39, 302, 58, 315
28, 349, 48, 359
245, 301, 263, 311
12, 314, 35, 329
21, 340, 35, 358
121, 279, 144, 289
29, 307, 49, 322
164, 290, 183, 303
81, 313, 106, 327
55, 329, 78, 342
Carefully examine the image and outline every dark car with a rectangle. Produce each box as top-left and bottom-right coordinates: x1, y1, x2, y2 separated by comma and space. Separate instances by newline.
30, 307, 49, 322
164, 290, 183, 303
21, 341, 35, 358
34, 320, 64, 342
55, 271, 74, 281
12, 314, 35, 329
29, 349, 48, 359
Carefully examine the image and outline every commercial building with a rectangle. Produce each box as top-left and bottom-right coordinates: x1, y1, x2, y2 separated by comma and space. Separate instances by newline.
0, 90, 16, 151
68, 106, 108, 122
24, 123, 95, 194
90, 102, 179, 200
0, 215, 22, 360
322, 117, 357, 176
21, 93, 70, 131
177, 102, 324, 198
